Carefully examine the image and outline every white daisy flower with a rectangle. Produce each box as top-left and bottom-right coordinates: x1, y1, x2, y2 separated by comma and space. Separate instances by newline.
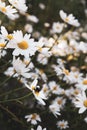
0, 1, 18, 20
51, 22, 64, 34
0, 26, 13, 41
56, 120, 69, 129
26, 14, 39, 23
4, 56, 31, 78
75, 77, 87, 91
7, 30, 37, 58
84, 117, 87, 123
8, 0, 28, 14
25, 113, 41, 125
49, 102, 61, 117
0, 49, 6, 58
74, 91, 87, 113
59, 10, 80, 27
25, 79, 47, 105
31, 125, 46, 130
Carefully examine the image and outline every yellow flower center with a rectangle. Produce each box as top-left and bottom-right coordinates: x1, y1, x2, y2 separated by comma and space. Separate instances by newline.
67, 55, 73, 61
63, 69, 69, 75
57, 99, 62, 105
7, 34, 13, 40
0, 43, 5, 48
53, 86, 57, 90
83, 79, 87, 85
18, 41, 29, 50
31, 114, 37, 119
74, 89, 79, 95
60, 123, 64, 128
65, 17, 69, 22
43, 87, 48, 92
40, 69, 44, 74
38, 47, 42, 52
31, 86, 35, 90
35, 91, 39, 96
83, 99, 87, 107
1, 7, 7, 12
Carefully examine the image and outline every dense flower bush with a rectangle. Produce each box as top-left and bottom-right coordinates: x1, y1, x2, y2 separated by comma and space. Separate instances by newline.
0, 0, 87, 130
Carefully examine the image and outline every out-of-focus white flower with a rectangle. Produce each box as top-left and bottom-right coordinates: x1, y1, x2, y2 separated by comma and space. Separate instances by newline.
51, 22, 64, 34
74, 91, 87, 113
25, 113, 41, 125
48, 81, 61, 95
44, 22, 50, 28
49, 102, 61, 117
26, 14, 39, 23
24, 24, 33, 33
35, 68, 47, 82
78, 41, 87, 53
84, 117, 87, 123
0, 26, 13, 41
31, 125, 47, 130
59, 10, 80, 27
4, 56, 31, 78
0, 1, 18, 20
0, 38, 7, 48
39, 3, 45, 10
75, 77, 87, 91
0, 49, 6, 58
8, 0, 28, 14
53, 97, 66, 109
56, 120, 69, 129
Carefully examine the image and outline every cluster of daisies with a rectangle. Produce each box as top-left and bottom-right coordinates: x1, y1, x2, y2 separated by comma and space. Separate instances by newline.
0, 0, 87, 130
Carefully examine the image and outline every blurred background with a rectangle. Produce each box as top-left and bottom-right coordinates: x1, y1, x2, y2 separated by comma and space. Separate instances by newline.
0, 0, 87, 130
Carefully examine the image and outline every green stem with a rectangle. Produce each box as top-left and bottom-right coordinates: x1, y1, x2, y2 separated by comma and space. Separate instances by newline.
0, 73, 15, 87
0, 92, 32, 103
0, 104, 27, 127
0, 87, 25, 97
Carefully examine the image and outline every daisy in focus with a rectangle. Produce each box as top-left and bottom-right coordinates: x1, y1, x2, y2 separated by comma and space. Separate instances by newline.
7, 30, 37, 58
74, 91, 87, 113
25, 78, 47, 105
56, 120, 69, 129
59, 10, 80, 27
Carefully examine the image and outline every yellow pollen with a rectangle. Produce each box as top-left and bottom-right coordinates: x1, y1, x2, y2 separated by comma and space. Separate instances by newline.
38, 47, 42, 52
53, 86, 57, 90
35, 91, 39, 96
0, 43, 5, 48
43, 87, 47, 92
1, 7, 7, 12
40, 69, 44, 74
74, 90, 79, 95
65, 17, 69, 22
57, 100, 62, 105
7, 34, 13, 40
63, 69, 69, 75
18, 41, 29, 50
31, 86, 35, 90
31, 114, 37, 119
75, 75, 78, 78
67, 55, 73, 61
83, 80, 87, 85
83, 99, 87, 107
60, 123, 64, 127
